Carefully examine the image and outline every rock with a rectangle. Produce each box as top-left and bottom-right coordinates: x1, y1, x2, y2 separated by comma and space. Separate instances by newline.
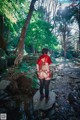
69, 74, 79, 79
0, 91, 9, 100
33, 90, 56, 111
0, 80, 11, 90
69, 71, 80, 79
68, 92, 80, 113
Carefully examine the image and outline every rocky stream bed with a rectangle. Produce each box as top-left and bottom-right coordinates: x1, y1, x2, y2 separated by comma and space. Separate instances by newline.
0, 59, 80, 120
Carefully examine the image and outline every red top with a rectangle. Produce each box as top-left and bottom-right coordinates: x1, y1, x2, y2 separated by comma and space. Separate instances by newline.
37, 54, 52, 80
37, 54, 52, 70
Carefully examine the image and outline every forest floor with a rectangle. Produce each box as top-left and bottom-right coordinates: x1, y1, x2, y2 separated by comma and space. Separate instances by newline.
49, 59, 80, 120
0, 57, 80, 120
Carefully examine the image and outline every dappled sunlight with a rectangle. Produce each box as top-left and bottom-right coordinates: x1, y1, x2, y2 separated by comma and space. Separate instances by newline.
56, 57, 80, 71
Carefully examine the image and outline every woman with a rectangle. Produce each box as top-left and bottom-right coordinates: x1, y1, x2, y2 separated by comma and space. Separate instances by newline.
36, 48, 52, 103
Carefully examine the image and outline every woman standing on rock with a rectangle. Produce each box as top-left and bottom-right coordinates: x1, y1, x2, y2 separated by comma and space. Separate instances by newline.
36, 48, 52, 103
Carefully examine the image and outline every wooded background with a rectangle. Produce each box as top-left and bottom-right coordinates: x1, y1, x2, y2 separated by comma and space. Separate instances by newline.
0, 0, 80, 64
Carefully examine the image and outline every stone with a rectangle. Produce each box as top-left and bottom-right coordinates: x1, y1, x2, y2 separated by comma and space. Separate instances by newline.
33, 90, 56, 111
0, 80, 11, 90
0, 91, 8, 100
68, 92, 80, 113
69, 74, 79, 79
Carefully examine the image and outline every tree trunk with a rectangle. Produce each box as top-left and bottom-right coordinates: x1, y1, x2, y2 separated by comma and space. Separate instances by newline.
78, 23, 80, 51
62, 25, 67, 58
0, 15, 6, 51
14, 0, 37, 66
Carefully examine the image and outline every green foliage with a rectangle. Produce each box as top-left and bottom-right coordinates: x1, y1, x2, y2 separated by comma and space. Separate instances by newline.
54, 4, 79, 58
51, 56, 59, 64
0, 0, 30, 49
25, 19, 58, 52
16, 62, 29, 73
0, 0, 29, 23
13, 60, 39, 89
32, 78, 39, 89
24, 6, 59, 52
0, 0, 79, 58
0, 48, 7, 58
0, 0, 59, 54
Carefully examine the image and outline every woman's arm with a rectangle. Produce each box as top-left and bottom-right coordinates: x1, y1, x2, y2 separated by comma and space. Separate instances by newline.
36, 64, 39, 72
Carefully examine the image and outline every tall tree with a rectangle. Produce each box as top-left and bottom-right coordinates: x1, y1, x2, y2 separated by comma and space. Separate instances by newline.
68, 0, 80, 50
14, 0, 37, 65
55, 7, 71, 58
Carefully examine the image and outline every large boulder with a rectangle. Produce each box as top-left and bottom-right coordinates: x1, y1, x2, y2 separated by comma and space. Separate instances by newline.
68, 92, 80, 113
0, 80, 11, 90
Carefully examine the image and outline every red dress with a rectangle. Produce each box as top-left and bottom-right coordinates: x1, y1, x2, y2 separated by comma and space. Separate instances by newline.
37, 54, 52, 80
